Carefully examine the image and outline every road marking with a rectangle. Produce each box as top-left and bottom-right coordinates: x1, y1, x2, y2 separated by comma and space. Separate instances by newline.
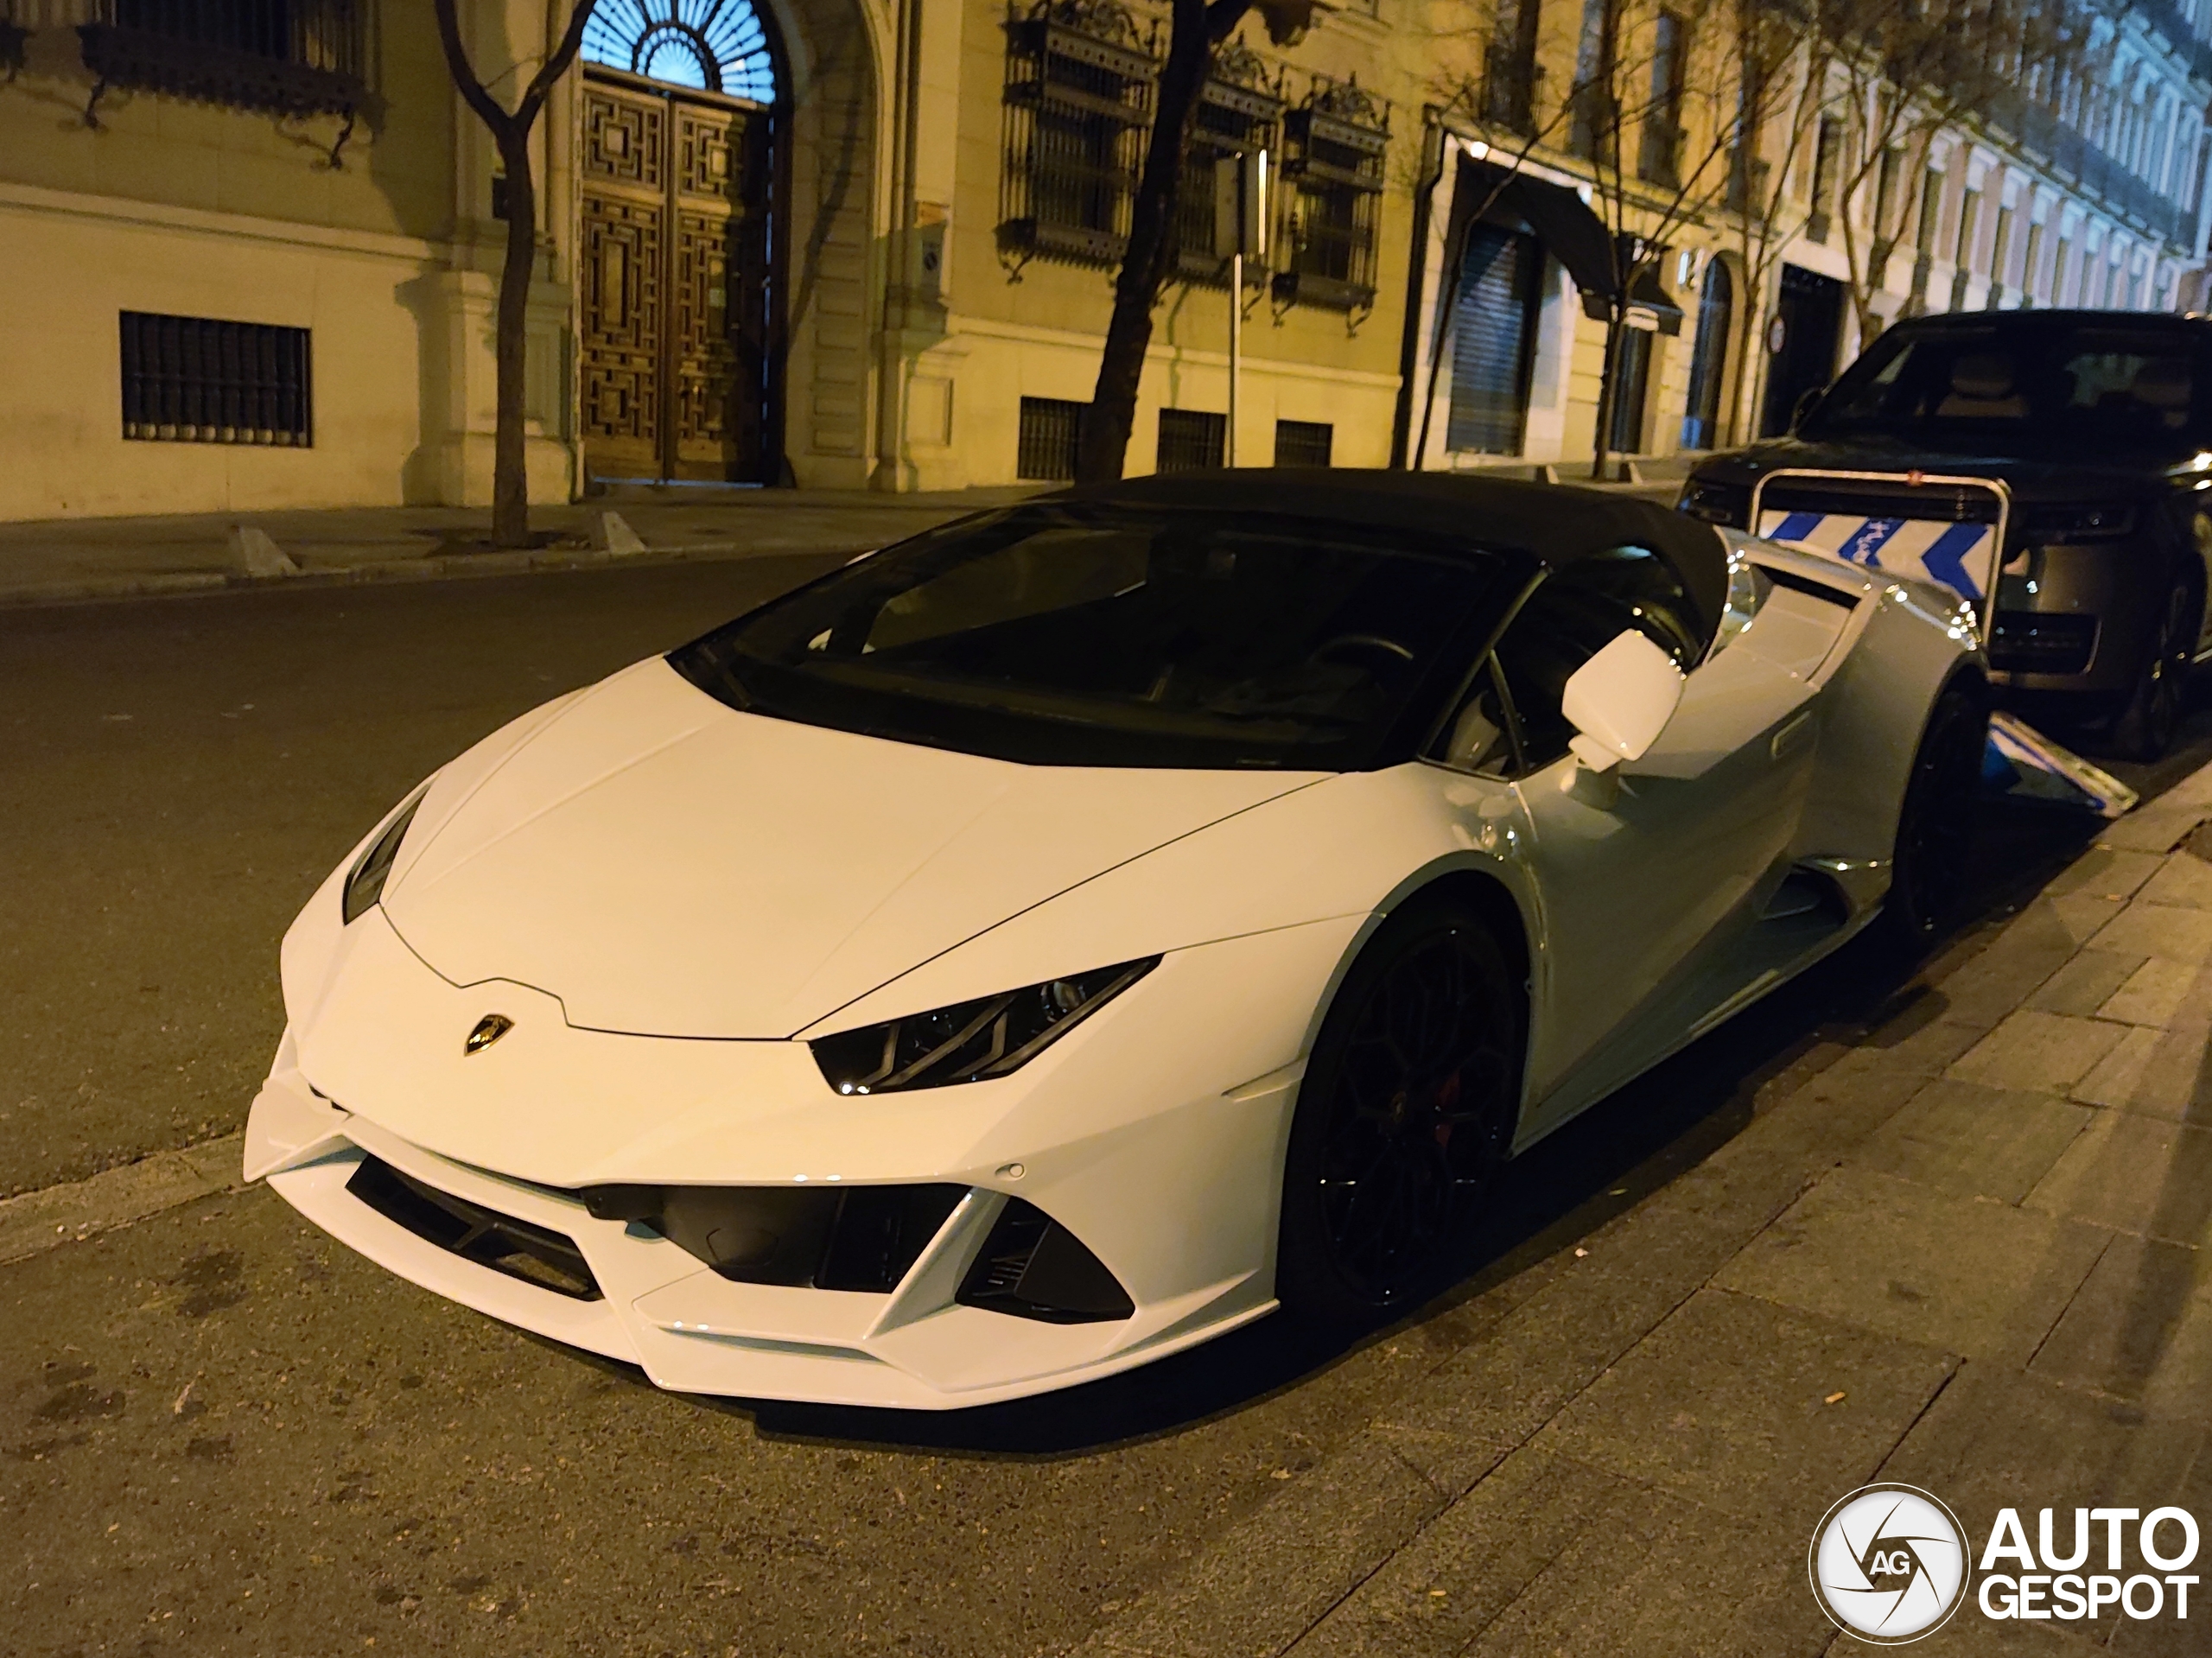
0, 1134, 243, 1267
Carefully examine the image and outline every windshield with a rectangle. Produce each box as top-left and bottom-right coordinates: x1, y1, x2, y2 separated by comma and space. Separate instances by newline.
1802, 323, 2207, 455
669, 503, 1522, 769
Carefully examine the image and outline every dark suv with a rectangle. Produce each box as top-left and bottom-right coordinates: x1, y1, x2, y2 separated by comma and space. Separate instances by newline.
1681, 310, 2212, 757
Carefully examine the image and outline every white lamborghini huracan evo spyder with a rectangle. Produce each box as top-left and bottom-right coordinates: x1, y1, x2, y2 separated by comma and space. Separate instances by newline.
246, 472, 1986, 1408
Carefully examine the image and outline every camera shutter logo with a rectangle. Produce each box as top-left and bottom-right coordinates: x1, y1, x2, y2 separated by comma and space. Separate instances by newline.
1809, 1484, 1971, 1643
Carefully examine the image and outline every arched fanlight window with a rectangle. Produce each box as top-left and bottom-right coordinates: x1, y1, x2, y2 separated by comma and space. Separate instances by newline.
582, 0, 778, 102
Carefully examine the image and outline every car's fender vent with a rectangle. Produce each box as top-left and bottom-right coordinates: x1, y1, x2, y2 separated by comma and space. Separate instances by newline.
957, 1198, 1134, 1324
346, 1155, 601, 1301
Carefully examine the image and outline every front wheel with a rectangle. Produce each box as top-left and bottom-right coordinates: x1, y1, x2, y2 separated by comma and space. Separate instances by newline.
1276, 901, 1523, 1329
1881, 680, 1988, 952
2109, 579, 2201, 761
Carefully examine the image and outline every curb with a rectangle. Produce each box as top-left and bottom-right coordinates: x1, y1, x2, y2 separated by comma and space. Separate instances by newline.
0, 537, 875, 611
0, 1134, 245, 1267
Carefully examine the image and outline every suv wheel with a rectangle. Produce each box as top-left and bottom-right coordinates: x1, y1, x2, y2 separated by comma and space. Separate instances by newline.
2110, 579, 2201, 761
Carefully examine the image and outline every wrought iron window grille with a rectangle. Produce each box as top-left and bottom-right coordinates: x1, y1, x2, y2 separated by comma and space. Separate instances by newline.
120, 310, 312, 448
1174, 39, 1286, 285
69, 0, 370, 162
1156, 406, 1226, 473
1016, 395, 1087, 480
1272, 72, 1387, 314
998, 0, 1159, 271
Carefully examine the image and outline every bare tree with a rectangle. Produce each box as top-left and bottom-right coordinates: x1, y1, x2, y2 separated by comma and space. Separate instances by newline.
1566, 0, 1758, 480
433, 0, 599, 548
1825, 0, 2090, 348
1074, 0, 1315, 486
1718, 0, 1847, 446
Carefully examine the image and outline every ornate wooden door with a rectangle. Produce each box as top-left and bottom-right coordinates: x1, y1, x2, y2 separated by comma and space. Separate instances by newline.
582, 69, 770, 483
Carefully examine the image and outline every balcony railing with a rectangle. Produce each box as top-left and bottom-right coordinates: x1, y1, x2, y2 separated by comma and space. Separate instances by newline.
75, 0, 368, 125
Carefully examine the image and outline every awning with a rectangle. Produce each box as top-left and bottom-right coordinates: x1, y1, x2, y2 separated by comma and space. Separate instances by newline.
1452, 158, 1618, 308
1625, 262, 1685, 336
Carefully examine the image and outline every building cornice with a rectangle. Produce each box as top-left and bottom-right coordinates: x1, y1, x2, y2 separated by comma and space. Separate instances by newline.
0, 180, 444, 264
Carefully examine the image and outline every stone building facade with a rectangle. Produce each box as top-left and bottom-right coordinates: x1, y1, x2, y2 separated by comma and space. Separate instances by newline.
2, 0, 2209, 523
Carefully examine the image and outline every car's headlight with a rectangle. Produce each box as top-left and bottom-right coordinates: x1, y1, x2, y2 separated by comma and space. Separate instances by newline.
341, 788, 429, 924
810, 957, 1159, 1094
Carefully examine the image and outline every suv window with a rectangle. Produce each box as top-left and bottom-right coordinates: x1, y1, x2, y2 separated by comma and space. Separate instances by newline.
1803, 323, 2206, 455
1488, 546, 1704, 772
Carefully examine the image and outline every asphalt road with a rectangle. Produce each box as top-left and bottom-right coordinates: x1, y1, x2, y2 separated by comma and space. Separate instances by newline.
3, 559, 2205, 1656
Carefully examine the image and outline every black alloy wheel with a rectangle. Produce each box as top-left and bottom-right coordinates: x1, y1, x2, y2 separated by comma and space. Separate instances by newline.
1882, 680, 1988, 951
2110, 580, 2202, 762
1277, 901, 1522, 1326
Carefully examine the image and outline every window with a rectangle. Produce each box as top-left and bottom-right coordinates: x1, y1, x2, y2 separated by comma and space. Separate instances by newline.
2022, 219, 2045, 302
1274, 419, 1332, 467
81, 0, 366, 124
120, 311, 311, 447
1491, 546, 1709, 772
1000, 0, 1157, 267
1808, 118, 1841, 242
1638, 12, 1684, 186
1481, 0, 1540, 134
1989, 205, 2014, 303
1874, 146, 1904, 238
582, 0, 777, 101
1801, 322, 2203, 456
1568, 0, 1619, 162
1155, 408, 1226, 473
670, 502, 1517, 772
1275, 75, 1389, 311
1017, 397, 1086, 481
1916, 168, 1947, 252
1175, 41, 1283, 282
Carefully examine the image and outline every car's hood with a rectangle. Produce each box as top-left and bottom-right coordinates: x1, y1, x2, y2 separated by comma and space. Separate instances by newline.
379, 658, 1322, 1039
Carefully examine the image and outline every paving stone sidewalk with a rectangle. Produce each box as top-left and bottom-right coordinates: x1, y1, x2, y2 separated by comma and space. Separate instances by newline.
1073, 767, 2212, 1658
0, 467, 1687, 608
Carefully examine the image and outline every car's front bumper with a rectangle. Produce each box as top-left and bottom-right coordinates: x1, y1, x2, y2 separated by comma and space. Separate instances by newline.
247, 1058, 1290, 1409
247, 906, 1366, 1407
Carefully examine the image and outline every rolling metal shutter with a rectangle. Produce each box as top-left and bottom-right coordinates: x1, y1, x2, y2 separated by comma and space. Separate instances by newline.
1446, 223, 1539, 454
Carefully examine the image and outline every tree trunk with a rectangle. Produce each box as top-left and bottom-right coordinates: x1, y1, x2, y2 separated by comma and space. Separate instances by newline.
1075, 1, 1226, 487
493, 127, 538, 549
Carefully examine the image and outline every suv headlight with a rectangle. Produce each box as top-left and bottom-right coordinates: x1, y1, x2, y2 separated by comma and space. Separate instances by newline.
341, 788, 429, 924
1678, 478, 1751, 528
810, 957, 1159, 1093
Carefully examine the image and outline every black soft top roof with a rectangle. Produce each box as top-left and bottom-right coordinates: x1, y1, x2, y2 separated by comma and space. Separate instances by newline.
1056, 468, 1729, 640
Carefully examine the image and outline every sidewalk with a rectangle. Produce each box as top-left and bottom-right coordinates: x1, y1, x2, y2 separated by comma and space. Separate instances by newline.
1073, 768, 2212, 1657
0, 464, 1688, 609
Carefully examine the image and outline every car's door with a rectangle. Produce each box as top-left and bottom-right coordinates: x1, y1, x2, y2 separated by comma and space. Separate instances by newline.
1452, 547, 1821, 1132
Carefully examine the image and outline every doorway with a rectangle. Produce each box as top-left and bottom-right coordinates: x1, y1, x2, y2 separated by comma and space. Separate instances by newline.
1760, 264, 1845, 437
1680, 257, 1732, 448
579, 67, 774, 483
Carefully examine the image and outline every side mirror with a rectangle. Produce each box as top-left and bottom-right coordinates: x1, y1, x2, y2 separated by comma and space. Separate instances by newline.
1561, 630, 1686, 774
1789, 386, 1825, 432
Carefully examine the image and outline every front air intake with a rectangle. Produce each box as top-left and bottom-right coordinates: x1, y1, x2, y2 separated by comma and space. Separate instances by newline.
957, 1198, 1134, 1324
346, 1155, 601, 1301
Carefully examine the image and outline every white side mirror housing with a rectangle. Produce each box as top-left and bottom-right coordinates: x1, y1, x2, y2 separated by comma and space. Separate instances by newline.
1560, 629, 1686, 774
